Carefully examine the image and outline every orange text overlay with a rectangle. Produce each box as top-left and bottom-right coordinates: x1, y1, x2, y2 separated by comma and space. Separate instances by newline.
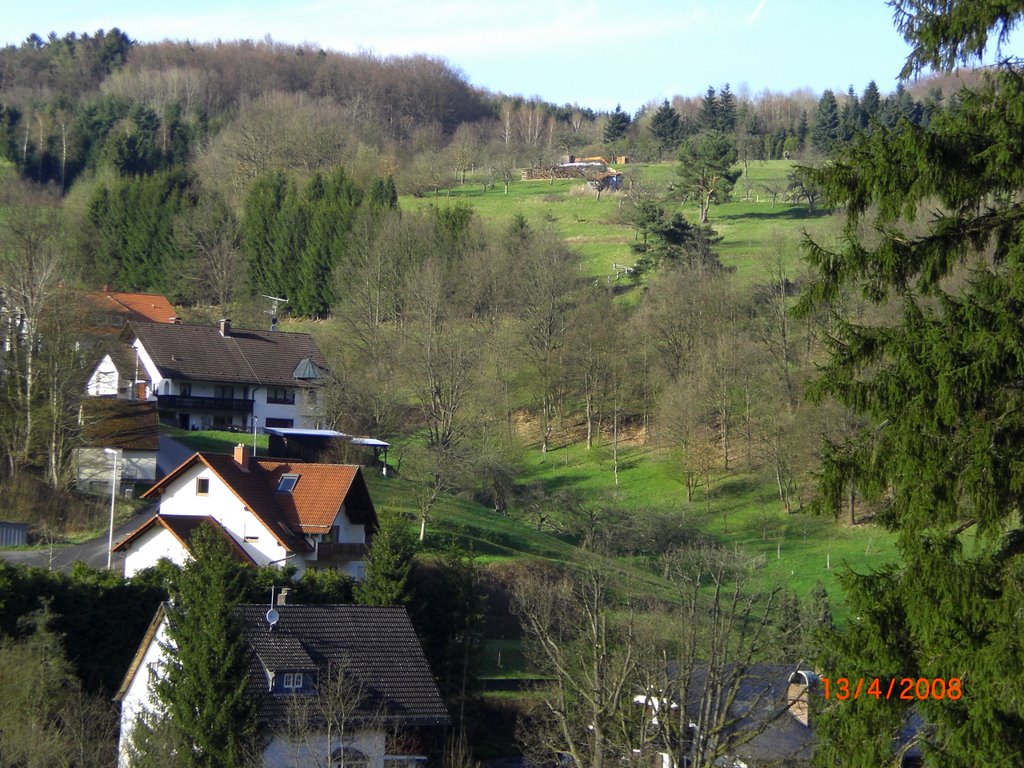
821, 677, 962, 701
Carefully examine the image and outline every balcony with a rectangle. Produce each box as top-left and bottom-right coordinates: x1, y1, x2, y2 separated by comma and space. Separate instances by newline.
157, 394, 254, 413
316, 542, 368, 560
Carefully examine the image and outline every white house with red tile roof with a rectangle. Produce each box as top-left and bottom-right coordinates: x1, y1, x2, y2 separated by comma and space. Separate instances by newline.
113, 445, 377, 579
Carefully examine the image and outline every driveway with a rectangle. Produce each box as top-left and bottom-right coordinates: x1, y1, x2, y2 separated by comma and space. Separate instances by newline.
0, 507, 153, 573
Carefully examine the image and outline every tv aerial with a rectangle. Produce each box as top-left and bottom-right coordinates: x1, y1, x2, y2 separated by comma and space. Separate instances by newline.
262, 294, 289, 331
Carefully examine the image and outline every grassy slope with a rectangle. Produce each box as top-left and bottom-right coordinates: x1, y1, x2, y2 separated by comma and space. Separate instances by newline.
403, 160, 838, 285
401, 160, 896, 619
155, 164, 889, 627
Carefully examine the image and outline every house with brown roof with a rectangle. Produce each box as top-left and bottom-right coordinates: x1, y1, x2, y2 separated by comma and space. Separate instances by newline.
112, 444, 377, 578
76, 399, 160, 497
128, 319, 327, 432
116, 600, 449, 768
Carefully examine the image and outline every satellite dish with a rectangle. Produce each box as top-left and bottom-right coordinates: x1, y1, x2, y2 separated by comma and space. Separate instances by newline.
266, 608, 280, 628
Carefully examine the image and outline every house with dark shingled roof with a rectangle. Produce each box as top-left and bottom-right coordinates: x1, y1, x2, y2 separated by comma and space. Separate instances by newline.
112, 444, 377, 579
86, 319, 328, 432
116, 600, 449, 768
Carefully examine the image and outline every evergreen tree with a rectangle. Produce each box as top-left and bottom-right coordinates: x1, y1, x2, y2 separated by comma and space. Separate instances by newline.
861, 80, 882, 122
797, 3, 1024, 763
602, 104, 631, 143
717, 83, 737, 132
648, 100, 683, 159
698, 85, 719, 132
354, 511, 416, 606
796, 109, 809, 150
810, 90, 841, 154
151, 526, 257, 768
86, 169, 194, 295
840, 85, 863, 140
676, 131, 739, 223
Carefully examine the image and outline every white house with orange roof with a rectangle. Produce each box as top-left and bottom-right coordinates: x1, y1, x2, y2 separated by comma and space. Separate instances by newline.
112, 444, 377, 579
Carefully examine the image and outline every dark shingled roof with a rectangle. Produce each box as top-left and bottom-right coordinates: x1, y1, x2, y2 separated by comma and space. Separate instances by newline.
80, 398, 160, 451
239, 604, 450, 728
132, 322, 328, 387
674, 663, 816, 764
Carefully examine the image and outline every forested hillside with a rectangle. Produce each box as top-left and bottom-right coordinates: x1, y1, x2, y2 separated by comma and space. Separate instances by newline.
0, 11, 1013, 765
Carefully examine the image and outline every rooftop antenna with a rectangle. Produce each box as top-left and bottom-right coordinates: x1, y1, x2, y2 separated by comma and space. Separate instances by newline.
266, 586, 279, 631
262, 294, 289, 332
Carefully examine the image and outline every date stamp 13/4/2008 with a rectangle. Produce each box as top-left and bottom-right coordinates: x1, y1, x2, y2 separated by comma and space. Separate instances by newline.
821, 677, 962, 702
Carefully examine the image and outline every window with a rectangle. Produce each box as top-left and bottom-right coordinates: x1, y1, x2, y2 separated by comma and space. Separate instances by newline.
283, 672, 303, 690
265, 418, 294, 429
178, 383, 192, 397
276, 474, 299, 493
215, 385, 234, 399
195, 478, 209, 495
267, 387, 295, 405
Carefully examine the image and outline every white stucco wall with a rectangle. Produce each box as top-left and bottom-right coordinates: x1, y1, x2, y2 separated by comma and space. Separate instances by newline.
157, 463, 293, 566
77, 448, 157, 494
332, 505, 366, 544
263, 729, 388, 768
253, 386, 320, 430
86, 355, 121, 396
117, 617, 170, 768
121, 526, 191, 577
132, 339, 162, 400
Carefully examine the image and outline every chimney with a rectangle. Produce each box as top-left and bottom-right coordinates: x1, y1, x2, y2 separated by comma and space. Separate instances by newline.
787, 671, 817, 727
233, 443, 252, 470
219, 318, 231, 337
277, 587, 291, 606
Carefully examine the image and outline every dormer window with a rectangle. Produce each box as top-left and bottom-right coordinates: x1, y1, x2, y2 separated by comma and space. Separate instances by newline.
283, 672, 304, 690
276, 474, 299, 493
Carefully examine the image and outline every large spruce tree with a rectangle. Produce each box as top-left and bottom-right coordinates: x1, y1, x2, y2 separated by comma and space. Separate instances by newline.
797, 3, 1024, 765
153, 526, 258, 767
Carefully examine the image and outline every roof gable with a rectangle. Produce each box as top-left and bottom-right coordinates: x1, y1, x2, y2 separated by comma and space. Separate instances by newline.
141, 452, 376, 548
113, 513, 256, 565
142, 453, 309, 553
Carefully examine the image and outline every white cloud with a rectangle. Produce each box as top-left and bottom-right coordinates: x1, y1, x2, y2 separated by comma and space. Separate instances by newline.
747, 0, 767, 26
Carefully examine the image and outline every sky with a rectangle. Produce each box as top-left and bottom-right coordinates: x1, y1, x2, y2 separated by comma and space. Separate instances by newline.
4, 1, 1020, 112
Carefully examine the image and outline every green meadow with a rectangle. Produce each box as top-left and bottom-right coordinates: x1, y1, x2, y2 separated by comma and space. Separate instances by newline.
402, 159, 837, 286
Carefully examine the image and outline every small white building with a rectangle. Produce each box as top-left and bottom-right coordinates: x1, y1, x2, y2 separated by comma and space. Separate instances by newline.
115, 601, 449, 768
76, 399, 160, 496
112, 444, 377, 579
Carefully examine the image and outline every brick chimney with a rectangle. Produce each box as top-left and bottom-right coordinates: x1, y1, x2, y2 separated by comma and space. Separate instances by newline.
233, 443, 252, 470
219, 318, 231, 337
277, 587, 291, 606
787, 671, 818, 727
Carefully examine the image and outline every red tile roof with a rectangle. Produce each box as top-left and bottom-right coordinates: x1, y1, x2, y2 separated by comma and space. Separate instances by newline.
88, 291, 180, 324
141, 452, 377, 552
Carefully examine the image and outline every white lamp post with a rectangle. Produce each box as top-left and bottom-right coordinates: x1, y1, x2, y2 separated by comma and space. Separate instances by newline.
104, 448, 121, 570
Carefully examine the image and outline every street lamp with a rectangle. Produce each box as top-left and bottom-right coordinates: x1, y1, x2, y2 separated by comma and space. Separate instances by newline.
104, 448, 121, 570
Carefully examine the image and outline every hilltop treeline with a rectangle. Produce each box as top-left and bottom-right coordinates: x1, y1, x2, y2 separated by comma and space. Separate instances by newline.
1, 30, 979, 196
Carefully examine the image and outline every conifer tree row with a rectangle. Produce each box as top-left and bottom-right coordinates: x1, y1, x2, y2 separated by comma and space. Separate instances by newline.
797, 2, 1024, 764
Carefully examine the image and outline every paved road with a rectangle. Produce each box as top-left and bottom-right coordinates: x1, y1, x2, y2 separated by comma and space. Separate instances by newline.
0, 507, 154, 573
0, 434, 193, 573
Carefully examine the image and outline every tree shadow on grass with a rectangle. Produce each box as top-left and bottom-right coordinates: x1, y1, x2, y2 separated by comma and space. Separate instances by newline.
716, 207, 832, 222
